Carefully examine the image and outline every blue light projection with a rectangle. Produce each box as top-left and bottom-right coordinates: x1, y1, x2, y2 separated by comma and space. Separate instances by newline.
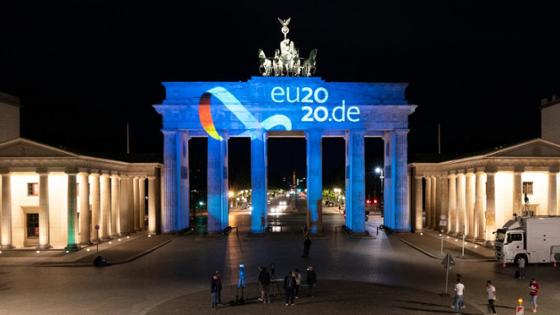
155, 77, 415, 234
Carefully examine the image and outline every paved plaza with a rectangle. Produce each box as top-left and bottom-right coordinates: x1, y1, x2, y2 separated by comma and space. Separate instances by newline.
0, 213, 559, 314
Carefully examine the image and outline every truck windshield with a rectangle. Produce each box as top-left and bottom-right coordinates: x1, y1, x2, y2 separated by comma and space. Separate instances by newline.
496, 229, 506, 242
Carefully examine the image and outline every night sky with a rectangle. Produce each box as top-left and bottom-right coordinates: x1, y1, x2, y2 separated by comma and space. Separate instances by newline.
2, 1, 560, 193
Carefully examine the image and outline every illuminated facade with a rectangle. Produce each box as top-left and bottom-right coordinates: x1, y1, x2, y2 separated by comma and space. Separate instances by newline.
154, 77, 416, 234
0, 138, 161, 250
410, 138, 560, 242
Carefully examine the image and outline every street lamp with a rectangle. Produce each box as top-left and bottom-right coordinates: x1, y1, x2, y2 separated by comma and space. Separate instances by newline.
375, 166, 384, 215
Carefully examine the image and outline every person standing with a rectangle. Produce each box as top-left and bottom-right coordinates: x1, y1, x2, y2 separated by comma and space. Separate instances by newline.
529, 278, 540, 313
237, 264, 246, 302
486, 280, 496, 315
302, 235, 312, 258
294, 268, 302, 298
306, 266, 317, 297
210, 272, 220, 309
453, 278, 465, 313
517, 257, 526, 279
284, 271, 296, 306
258, 266, 271, 303
214, 271, 222, 305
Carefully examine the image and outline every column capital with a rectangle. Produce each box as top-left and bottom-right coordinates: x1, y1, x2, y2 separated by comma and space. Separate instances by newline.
394, 128, 410, 135
36, 167, 49, 175
110, 174, 121, 180
147, 175, 157, 180
549, 166, 560, 173
64, 168, 79, 175
484, 166, 498, 174
161, 129, 177, 136
0, 168, 10, 175
513, 165, 525, 174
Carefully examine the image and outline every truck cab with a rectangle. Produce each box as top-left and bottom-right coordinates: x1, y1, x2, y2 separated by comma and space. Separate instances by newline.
495, 227, 526, 264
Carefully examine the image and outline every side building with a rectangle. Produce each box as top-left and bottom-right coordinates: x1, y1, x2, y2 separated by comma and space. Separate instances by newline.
0, 93, 162, 250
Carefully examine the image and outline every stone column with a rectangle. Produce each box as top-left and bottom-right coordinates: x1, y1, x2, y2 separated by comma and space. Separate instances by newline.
78, 172, 90, 245
208, 134, 229, 233
119, 176, 129, 234
456, 172, 466, 236
548, 168, 558, 216
439, 175, 449, 232
127, 176, 134, 233
306, 130, 323, 234
251, 130, 268, 234
178, 131, 190, 230
466, 171, 475, 239
138, 177, 145, 230
475, 170, 486, 240
382, 130, 410, 231
1, 172, 13, 249
65, 171, 79, 251
90, 173, 100, 242
111, 175, 120, 236
132, 177, 139, 231
447, 172, 457, 234
37, 170, 51, 249
485, 169, 497, 242
162, 130, 178, 233
512, 168, 523, 215
345, 130, 366, 233
431, 177, 438, 229
414, 176, 423, 232
100, 174, 111, 240
425, 177, 432, 228
148, 176, 157, 234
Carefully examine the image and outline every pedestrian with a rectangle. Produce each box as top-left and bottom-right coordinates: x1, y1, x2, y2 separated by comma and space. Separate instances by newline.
453, 278, 465, 313
306, 265, 317, 297
214, 271, 222, 304
211, 272, 220, 309
258, 266, 271, 303
284, 271, 296, 306
486, 280, 497, 315
302, 235, 312, 258
529, 278, 540, 313
270, 262, 276, 279
517, 258, 526, 279
294, 268, 302, 298
237, 264, 246, 302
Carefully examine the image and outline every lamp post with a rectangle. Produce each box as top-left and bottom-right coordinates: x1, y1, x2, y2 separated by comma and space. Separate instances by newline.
375, 167, 384, 215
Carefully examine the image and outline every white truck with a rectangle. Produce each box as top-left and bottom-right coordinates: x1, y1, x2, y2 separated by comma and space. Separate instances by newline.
495, 216, 560, 265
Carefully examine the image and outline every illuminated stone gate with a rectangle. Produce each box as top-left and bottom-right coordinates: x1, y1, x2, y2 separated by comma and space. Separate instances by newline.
154, 19, 416, 234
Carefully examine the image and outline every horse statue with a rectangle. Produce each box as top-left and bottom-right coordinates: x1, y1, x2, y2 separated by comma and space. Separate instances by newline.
273, 49, 283, 76
258, 49, 272, 76
302, 49, 318, 77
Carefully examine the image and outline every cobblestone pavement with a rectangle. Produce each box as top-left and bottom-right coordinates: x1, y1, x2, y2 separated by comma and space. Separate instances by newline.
0, 214, 557, 314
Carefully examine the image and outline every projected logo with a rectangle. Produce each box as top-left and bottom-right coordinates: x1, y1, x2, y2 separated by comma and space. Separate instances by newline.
198, 87, 292, 141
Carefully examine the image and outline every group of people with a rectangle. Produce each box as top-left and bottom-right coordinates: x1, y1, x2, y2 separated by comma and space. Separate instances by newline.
452, 274, 540, 314
211, 264, 318, 309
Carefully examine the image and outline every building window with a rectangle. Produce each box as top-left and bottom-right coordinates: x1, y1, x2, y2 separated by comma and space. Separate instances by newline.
522, 181, 534, 195
27, 183, 39, 196
26, 213, 39, 238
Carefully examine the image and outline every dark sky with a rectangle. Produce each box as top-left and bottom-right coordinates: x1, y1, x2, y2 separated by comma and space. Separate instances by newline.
2, 1, 560, 191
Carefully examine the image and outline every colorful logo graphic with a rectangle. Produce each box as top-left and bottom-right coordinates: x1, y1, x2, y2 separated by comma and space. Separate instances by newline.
198, 87, 292, 140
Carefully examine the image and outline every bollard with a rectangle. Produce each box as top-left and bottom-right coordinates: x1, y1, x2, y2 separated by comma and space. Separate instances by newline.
515, 298, 524, 315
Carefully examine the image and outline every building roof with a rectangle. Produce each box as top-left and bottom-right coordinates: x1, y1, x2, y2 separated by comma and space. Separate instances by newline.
0, 138, 161, 175
411, 138, 560, 166
0, 92, 21, 107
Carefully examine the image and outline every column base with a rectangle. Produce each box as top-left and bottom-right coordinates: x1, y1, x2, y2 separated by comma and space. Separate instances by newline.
37, 244, 52, 250
64, 244, 80, 252
0, 244, 14, 250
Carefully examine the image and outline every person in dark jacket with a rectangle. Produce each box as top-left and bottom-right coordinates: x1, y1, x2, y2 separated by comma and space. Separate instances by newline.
306, 266, 317, 297
302, 235, 312, 258
211, 272, 220, 308
258, 266, 271, 303
284, 271, 297, 306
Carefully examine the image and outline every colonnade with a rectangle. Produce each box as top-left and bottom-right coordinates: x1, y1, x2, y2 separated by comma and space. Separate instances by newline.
413, 166, 560, 241
162, 129, 411, 234
0, 169, 160, 250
